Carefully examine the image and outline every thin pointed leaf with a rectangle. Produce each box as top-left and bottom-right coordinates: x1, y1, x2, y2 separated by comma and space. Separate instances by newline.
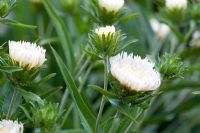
18, 89, 44, 105
19, 105, 33, 121
38, 73, 56, 85
43, 1, 75, 69
88, 85, 118, 99
0, 19, 37, 29
120, 13, 140, 24
0, 66, 22, 73
116, 39, 138, 53
51, 46, 96, 132
40, 86, 63, 98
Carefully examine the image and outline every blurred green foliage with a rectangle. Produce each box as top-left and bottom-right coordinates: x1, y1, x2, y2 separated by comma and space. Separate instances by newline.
0, 0, 200, 133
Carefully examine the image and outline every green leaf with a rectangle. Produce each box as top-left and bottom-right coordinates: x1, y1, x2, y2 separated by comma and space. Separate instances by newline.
18, 89, 44, 105
51, 46, 96, 132
109, 98, 143, 122
0, 18, 37, 29
40, 86, 63, 98
162, 80, 200, 92
0, 66, 22, 73
120, 13, 140, 24
59, 129, 86, 133
19, 105, 33, 121
116, 39, 138, 53
38, 73, 56, 85
88, 85, 118, 99
83, 48, 101, 60
43, 0, 75, 69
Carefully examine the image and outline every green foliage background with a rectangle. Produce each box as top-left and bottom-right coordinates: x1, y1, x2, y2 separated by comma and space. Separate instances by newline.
0, 0, 200, 133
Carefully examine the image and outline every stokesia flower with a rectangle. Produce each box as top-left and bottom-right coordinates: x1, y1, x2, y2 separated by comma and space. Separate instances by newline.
95, 25, 115, 38
9, 41, 46, 69
110, 52, 161, 92
0, 120, 23, 133
150, 18, 170, 39
98, 0, 124, 13
165, 0, 187, 10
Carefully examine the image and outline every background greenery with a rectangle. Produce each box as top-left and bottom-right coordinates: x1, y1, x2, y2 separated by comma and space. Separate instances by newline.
0, 0, 200, 132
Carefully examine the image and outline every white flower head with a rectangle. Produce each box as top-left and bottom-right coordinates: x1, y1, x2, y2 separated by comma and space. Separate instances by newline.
9, 41, 46, 69
110, 52, 161, 92
98, 0, 124, 12
165, 0, 187, 10
150, 18, 170, 39
95, 25, 115, 38
190, 31, 200, 48
0, 120, 23, 133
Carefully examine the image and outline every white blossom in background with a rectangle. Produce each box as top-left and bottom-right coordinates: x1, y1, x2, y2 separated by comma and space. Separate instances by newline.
0, 120, 23, 133
110, 52, 161, 92
98, 0, 124, 12
9, 41, 46, 69
150, 18, 170, 39
190, 31, 200, 48
95, 25, 115, 38
165, 0, 187, 10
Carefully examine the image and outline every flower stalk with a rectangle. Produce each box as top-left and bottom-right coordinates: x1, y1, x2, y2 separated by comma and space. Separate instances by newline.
95, 55, 109, 133
6, 86, 17, 119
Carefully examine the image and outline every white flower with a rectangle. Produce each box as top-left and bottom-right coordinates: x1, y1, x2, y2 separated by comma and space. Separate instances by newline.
0, 120, 23, 133
165, 0, 187, 10
95, 25, 115, 38
98, 0, 124, 12
190, 31, 200, 48
110, 52, 161, 92
150, 18, 170, 39
9, 41, 46, 69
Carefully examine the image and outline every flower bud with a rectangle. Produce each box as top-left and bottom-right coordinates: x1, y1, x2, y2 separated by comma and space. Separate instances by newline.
165, 0, 187, 10
0, 0, 9, 18
0, 120, 23, 133
150, 18, 170, 39
95, 25, 115, 39
32, 102, 59, 132
88, 25, 120, 57
97, 0, 124, 24
98, 0, 124, 13
158, 54, 187, 79
60, 0, 79, 13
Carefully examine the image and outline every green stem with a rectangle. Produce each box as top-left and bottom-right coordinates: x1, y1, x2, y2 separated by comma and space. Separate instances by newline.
59, 87, 69, 114
95, 56, 109, 133
124, 121, 134, 133
6, 87, 17, 119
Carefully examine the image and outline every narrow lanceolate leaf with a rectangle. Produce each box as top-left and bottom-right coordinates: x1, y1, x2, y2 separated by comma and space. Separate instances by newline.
43, 0, 75, 70
59, 129, 86, 133
0, 19, 37, 29
51, 46, 96, 132
38, 73, 56, 85
18, 89, 44, 105
88, 85, 118, 99
119, 13, 140, 24
115, 39, 138, 54
0, 66, 22, 73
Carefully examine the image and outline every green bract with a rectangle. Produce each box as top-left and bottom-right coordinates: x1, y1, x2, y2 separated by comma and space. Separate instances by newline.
0, 1, 9, 18
110, 75, 157, 109
32, 102, 59, 132
88, 30, 121, 57
97, 6, 124, 25
158, 54, 187, 79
